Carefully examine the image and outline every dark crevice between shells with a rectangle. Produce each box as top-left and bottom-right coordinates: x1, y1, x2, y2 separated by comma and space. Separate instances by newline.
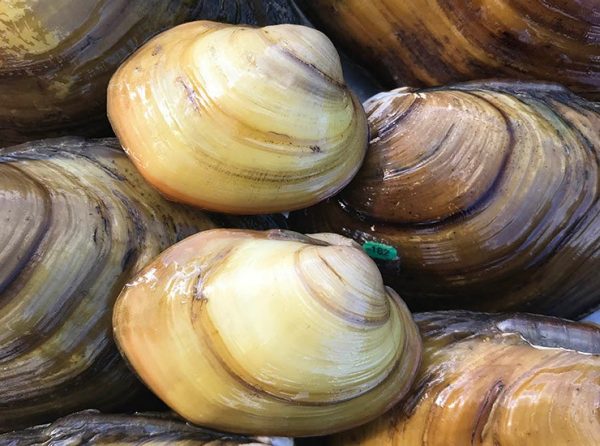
0, 410, 284, 445
415, 311, 600, 354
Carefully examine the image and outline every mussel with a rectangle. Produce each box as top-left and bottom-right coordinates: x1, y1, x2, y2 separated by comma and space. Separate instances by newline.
107, 21, 368, 214
297, 0, 600, 100
113, 229, 422, 437
0, 410, 293, 445
0, 0, 301, 147
331, 311, 600, 446
290, 81, 600, 318
0, 137, 273, 432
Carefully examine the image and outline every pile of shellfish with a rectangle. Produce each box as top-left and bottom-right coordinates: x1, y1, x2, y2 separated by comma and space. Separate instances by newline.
1, 1, 598, 445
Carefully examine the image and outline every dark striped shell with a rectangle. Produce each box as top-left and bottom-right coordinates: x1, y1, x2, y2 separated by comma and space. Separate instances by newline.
0, 410, 292, 445
0, 137, 247, 431
290, 81, 600, 318
297, 0, 600, 100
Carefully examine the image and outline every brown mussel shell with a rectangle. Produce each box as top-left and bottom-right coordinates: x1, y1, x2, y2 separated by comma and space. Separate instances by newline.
290, 81, 600, 318
0, 0, 300, 147
0, 410, 293, 445
0, 137, 277, 432
330, 311, 600, 445
297, 0, 600, 100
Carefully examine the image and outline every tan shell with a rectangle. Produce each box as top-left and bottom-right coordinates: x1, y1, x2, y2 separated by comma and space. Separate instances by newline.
108, 21, 367, 214
113, 229, 421, 437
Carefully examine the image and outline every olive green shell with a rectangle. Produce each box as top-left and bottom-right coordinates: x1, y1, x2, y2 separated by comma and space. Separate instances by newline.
0, 0, 300, 147
0, 137, 279, 432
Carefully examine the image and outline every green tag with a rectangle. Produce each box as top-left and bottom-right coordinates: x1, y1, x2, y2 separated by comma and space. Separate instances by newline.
362, 242, 398, 261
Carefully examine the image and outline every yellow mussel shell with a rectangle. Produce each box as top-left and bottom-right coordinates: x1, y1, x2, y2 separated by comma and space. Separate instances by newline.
107, 21, 368, 214
113, 229, 421, 436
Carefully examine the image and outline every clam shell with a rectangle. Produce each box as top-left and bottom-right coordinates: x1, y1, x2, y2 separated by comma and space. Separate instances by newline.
297, 0, 600, 99
0, 410, 293, 445
0, 137, 272, 432
107, 21, 368, 214
290, 81, 600, 318
0, 0, 301, 147
331, 311, 600, 445
113, 229, 421, 437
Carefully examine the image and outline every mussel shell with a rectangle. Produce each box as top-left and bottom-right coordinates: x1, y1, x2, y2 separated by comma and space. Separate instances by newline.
0, 0, 301, 147
0, 137, 276, 432
290, 80, 600, 318
113, 228, 421, 436
107, 21, 368, 214
330, 311, 600, 445
297, 0, 600, 100
0, 410, 293, 445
